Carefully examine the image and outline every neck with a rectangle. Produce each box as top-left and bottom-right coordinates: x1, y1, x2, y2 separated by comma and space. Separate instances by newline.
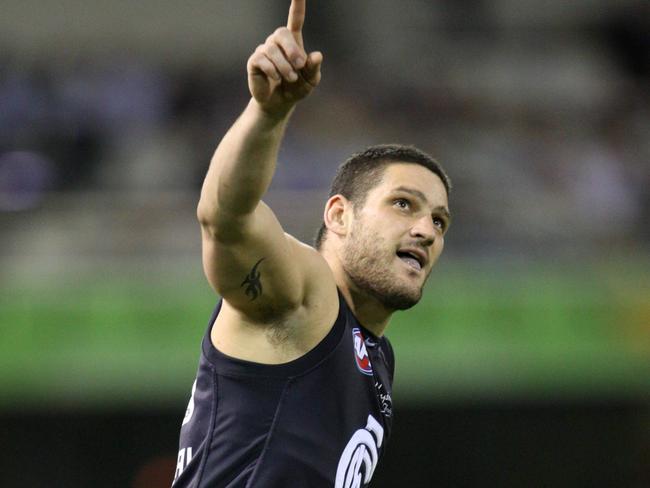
321, 248, 393, 337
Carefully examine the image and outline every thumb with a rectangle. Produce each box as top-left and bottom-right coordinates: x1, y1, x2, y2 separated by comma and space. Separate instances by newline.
301, 51, 323, 87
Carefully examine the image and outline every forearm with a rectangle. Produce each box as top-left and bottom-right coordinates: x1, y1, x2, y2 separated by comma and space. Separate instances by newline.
197, 99, 294, 226
198, 2, 321, 232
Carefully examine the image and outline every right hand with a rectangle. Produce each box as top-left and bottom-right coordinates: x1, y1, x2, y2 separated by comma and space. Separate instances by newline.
247, 0, 323, 117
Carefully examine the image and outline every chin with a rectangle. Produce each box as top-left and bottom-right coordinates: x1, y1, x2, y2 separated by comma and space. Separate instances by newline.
376, 285, 422, 311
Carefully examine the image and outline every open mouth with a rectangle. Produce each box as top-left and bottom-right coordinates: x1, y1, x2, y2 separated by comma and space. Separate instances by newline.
396, 251, 423, 271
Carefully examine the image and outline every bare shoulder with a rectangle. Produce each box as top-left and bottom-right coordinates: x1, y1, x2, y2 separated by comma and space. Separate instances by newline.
211, 234, 339, 365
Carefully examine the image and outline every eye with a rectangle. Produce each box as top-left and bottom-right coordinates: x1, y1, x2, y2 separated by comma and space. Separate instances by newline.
433, 217, 446, 231
394, 198, 410, 210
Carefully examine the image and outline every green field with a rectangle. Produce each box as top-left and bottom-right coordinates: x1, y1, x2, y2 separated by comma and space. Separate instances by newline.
1, 258, 649, 408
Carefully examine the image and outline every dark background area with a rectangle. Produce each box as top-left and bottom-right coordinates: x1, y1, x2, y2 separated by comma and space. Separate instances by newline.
3, 402, 648, 487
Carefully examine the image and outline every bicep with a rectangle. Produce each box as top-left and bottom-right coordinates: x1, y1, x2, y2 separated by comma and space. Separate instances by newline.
200, 200, 307, 322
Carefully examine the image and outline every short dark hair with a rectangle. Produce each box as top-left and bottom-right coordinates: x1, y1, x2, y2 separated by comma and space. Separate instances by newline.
313, 144, 451, 249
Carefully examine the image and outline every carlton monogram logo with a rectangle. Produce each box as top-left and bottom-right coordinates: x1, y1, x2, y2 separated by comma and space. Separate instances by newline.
335, 414, 384, 488
352, 328, 373, 375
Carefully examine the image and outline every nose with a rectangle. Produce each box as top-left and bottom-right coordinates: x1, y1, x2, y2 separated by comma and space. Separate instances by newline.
410, 215, 436, 246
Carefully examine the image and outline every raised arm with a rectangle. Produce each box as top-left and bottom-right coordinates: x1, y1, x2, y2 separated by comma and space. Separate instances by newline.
197, 0, 324, 322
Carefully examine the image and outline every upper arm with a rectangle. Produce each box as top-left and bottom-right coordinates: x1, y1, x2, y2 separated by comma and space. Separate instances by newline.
199, 200, 322, 323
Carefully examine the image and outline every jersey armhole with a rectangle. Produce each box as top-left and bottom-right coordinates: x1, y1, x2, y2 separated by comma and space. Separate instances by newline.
199, 295, 346, 378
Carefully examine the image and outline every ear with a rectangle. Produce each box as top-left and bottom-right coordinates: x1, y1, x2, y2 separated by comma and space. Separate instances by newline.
323, 194, 352, 238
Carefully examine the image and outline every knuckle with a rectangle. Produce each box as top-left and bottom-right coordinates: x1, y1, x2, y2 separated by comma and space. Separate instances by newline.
247, 53, 259, 67
264, 43, 275, 55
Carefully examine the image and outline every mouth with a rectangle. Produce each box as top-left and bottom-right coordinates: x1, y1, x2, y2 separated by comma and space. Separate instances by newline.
396, 248, 426, 272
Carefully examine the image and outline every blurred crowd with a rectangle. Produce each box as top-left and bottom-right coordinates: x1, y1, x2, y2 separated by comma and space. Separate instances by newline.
1, 0, 648, 259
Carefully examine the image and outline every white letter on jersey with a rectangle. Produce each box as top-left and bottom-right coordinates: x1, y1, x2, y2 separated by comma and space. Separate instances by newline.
335, 415, 384, 488
182, 380, 197, 426
174, 447, 193, 481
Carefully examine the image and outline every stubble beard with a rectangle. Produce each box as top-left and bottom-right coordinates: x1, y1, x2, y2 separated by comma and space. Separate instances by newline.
341, 224, 424, 311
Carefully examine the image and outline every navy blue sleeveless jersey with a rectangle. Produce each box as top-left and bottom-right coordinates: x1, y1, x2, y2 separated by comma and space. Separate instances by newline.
172, 290, 395, 487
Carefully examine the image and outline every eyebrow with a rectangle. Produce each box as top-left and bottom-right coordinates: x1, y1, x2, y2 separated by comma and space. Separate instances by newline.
392, 186, 452, 222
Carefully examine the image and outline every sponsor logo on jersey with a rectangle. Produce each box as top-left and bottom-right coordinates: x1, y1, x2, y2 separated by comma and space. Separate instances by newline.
335, 414, 384, 488
352, 328, 373, 376
374, 380, 393, 418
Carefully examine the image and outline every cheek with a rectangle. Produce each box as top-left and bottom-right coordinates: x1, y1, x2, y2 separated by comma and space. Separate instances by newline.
356, 228, 391, 259
434, 237, 445, 257
352, 214, 401, 254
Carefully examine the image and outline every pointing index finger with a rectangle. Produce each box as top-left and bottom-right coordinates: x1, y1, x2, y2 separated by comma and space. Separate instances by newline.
287, 0, 306, 40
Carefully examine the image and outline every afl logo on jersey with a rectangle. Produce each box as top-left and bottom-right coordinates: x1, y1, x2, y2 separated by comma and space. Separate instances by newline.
352, 328, 373, 376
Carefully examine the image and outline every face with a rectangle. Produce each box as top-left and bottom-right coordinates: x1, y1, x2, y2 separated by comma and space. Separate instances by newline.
341, 163, 450, 310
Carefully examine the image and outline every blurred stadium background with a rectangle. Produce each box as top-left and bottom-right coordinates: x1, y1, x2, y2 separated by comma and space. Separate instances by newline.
1, 0, 649, 486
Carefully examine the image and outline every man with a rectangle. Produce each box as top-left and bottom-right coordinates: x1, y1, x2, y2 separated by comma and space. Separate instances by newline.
173, 1, 451, 486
